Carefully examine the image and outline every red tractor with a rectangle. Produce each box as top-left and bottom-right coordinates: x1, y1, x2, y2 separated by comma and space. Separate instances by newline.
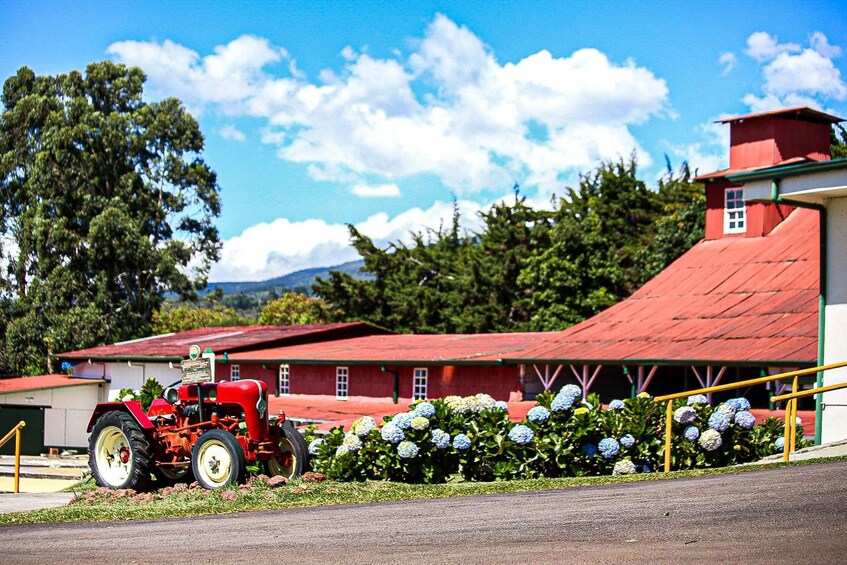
87, 378, 308, 490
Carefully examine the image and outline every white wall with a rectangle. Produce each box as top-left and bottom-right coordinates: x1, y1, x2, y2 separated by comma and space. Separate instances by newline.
73, 361, 183, 400
0, 382, 103, 448
822, 196, 847, 443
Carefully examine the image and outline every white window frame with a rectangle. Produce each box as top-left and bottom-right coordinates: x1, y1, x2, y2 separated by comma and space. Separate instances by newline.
336, 367, 349, 400
724, 188, 746, 234
230, 364, 240, 381
278, 364, 290, 396
413, 368, 428, 400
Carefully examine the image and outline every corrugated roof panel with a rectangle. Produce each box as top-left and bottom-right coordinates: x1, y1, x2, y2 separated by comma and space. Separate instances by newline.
506, 208, 819, 365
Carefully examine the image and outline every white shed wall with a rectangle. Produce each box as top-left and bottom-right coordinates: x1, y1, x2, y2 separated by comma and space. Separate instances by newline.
822, 196, 847, 443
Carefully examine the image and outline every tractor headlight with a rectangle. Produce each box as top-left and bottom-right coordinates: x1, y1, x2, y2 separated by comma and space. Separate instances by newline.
164, 387, 179, 405
256, 398, 267, 418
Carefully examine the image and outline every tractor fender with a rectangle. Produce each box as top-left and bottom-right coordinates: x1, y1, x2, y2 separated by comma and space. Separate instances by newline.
86, 401, 156, 433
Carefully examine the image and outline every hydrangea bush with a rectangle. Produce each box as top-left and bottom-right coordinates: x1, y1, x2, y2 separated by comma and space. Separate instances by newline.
306, 392, 808, 484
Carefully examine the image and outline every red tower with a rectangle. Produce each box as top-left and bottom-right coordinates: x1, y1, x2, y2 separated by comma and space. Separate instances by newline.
695, 107, 841, 240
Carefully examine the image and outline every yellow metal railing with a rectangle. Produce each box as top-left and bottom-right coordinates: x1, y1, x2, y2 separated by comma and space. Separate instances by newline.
653, 360, 847, 472
0, 420, 26, 494
771, 380, 847, 462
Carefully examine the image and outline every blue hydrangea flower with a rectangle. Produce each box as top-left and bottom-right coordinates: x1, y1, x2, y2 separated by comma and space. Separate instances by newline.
453, 433, 471, 450
392, 412, 414, 430
60, 361, 73, 372
641, 464, 652, 473
430, 428, 450, 449
493, 400, 509, 411
734, 410, 756, 430
560, 384, 582, 399
686, 394, 708, 406
527, 406, 551, 424
380, 423, 405, 444
775, 437, 786, 451
411, 416, 430, 431
342, 433, 362, 451
698, 429, 722, 451
508, 424, 535, 446
716, 403, 737, 418
397, 440, 419, 459
674, 406, 697, 424
352, 416, 376, 437
308, 438, 324, 456
582, 443, 598, 458
413, 402, 436, 418
708, 410, 731, 432
598, 438, 620, 459
683, 426, 700, 441
726, 397, 751, 412
551, 394, 575, 412
608, 399, 625, 410
619, 434, 635, 449
612, 459, 637, 476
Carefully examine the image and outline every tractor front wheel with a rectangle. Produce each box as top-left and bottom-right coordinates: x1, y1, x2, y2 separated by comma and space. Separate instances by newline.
89, 411, 153, 491
191, 430, 246, 489
267, 426, 309, 480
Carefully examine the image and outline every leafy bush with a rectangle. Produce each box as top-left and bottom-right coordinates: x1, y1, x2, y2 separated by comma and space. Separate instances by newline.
306, 389, 808, 484
117, 378, 164, 412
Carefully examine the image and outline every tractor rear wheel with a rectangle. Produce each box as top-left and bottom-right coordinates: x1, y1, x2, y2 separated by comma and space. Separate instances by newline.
191, 429, 246, 489
267, 426, 309, 480
89, 411, 153, 491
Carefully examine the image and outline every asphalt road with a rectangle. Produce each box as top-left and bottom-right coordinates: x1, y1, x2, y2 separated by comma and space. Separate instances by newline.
2, 460, 846, 564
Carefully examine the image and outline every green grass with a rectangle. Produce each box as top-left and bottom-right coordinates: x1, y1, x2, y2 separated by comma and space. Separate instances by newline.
2, 456, 844, 525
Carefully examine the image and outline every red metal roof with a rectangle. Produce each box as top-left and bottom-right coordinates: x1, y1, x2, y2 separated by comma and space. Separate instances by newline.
58, 323, 389, 361
226, 332, 548, 365
503, 208, 819, 366
0, 374, 105, 394
716, 106, 843, 125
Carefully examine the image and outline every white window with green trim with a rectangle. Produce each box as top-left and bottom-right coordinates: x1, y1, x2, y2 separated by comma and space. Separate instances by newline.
230, 364, 240, 381
336, 367, 349, 400
413, 368, 428, 400
278, 364, 290, 395
724, 188, 746, 234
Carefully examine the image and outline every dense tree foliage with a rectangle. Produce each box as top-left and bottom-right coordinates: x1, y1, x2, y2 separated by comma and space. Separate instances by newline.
0, 62, 221, 374
833, 124, 847, 160
257, 292, 338, 325
315, 157, 705, 334
151, 304, 248, 334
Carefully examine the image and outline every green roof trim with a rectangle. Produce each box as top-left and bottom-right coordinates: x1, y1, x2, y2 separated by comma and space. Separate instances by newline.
727, 157, 847, 182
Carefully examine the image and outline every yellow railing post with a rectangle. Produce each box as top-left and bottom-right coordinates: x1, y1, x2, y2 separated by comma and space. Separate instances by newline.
0, 420, 26, 494
790, 376, 799, 453
664, 400, 673, 472
14, 426, 22, 494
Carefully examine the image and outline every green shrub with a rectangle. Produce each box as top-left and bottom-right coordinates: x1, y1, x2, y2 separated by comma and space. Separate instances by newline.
307, 389, 804, 484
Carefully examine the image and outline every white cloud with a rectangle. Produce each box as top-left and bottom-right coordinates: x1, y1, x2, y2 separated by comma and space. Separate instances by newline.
719, 52, 737, 76
741, 31, 846, 111
810, 31, 842, 59
351, 183, 401, 197
220, 125, 246, 141
209, 200, 486, 281
108, 14, 670, 199
745, 32, 801, 62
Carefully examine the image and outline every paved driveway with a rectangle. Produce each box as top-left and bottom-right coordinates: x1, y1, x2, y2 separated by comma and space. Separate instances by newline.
2, 460, 845, 564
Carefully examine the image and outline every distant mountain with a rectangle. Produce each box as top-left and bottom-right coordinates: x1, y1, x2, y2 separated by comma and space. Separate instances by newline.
202, 260, 367, 296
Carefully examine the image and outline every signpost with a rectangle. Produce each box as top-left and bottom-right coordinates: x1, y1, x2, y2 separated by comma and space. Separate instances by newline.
180, 345, 212, 422
180, 345, 212, 385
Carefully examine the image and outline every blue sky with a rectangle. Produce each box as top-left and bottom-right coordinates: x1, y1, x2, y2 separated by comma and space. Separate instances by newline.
3, 1, 846, 281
